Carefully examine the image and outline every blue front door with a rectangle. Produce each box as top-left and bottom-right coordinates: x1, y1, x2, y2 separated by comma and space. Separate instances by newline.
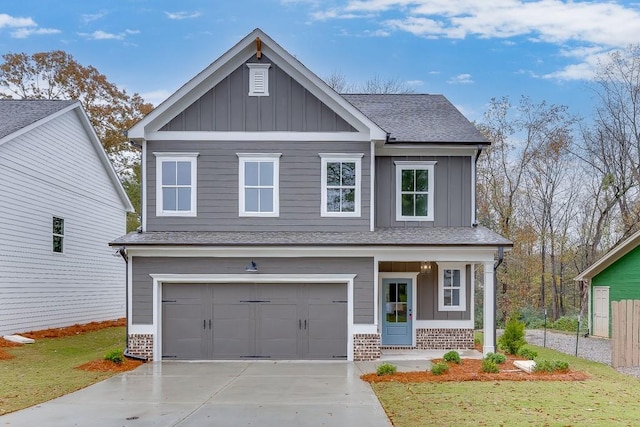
381, 279, 412, 345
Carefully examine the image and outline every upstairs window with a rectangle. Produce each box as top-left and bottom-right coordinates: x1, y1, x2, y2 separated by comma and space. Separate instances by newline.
247, 63, 270, 96
320, 153, 363, 217
438, 263, 466, 312
52, 216, 64, 253
155, 153, 199, 217
238, 153, 280, 217
395, 161, 436, 221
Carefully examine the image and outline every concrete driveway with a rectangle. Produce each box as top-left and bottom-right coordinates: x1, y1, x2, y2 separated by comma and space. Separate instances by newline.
1, 361, 392, 427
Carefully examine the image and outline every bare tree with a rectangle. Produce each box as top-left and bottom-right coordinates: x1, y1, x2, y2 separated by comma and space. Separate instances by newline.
323, 71, 415, 94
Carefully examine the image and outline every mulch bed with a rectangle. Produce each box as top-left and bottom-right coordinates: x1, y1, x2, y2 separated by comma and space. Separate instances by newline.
361, 357, 590, 383
1, 318, 142, 372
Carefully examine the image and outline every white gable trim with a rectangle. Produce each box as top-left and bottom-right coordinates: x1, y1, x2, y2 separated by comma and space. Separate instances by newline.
145, 131, 373, 142
128, 28, 387, 142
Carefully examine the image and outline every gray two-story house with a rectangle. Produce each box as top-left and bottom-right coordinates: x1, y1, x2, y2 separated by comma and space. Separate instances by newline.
113, 28, 511, 362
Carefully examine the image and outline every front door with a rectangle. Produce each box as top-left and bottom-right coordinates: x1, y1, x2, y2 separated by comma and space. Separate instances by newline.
381, 279, 412, 345
593, 286, 610, 337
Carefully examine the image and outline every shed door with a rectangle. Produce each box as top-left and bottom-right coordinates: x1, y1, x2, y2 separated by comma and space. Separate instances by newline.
162, 283, 346, 360
593, 286, 610, 338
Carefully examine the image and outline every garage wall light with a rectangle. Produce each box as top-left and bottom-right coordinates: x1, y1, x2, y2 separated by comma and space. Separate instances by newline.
245, 260, 258, 272
420, 261, 431, 274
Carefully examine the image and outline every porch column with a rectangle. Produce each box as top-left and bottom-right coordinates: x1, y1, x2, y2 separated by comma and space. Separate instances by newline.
483, 261, 495, 355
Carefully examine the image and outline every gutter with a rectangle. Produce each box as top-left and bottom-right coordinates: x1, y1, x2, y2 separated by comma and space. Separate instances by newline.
116, 246, 148, 362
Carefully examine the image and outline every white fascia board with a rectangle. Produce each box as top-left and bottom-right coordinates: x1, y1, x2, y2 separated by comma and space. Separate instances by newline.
575, 229, 640, 281
145, 131, 372, 142
124, 245, 498, 262
376, 145, 478, 157
129, 28, 386, 141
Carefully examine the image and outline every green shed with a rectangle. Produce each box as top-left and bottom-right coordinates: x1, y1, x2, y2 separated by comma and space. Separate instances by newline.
575, 230, 640, 338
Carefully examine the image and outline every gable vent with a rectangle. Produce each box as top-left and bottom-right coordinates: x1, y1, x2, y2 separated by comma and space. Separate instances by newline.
247, 63, 271, 97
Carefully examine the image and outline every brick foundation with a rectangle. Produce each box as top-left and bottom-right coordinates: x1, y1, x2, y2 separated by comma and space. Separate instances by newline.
128, 334, 154, 361
353, 333, 381, 361
415, 328, 474, 350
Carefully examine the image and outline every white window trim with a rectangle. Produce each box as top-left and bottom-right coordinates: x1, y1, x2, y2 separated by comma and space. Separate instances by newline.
237, 153, 281, 217
395, 160, 436, 221
154, 152, 199, 217
52, 216, 64, 254
437, 262, 466, 312
319, 153, 363, 217
247, 63, 271, 96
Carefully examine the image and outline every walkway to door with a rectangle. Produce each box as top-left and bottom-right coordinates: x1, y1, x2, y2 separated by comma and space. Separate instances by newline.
0, 361, 391, 427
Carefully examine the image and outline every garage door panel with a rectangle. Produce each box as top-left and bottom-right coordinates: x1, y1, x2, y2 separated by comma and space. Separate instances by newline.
257, 303, 298, 358
306, 302, 347, 359
213, 303, 253, 358
162, 284, 208, 360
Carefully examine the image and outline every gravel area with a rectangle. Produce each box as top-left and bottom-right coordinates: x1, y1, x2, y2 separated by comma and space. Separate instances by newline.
524, 329, 640, 378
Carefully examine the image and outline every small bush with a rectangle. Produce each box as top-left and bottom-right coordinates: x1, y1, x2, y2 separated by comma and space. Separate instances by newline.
481, 359, 499, 373
484, 352, 506, 364
551, 316, 579, 332
534, 359, 569, 373
527, 319, 546, 329
104, 349, 124, 364
443, 351, 461, 364
517, 347, 538, 360
376, 363, 397, 376
498, 315, 526, 354
431, 362, 449, 375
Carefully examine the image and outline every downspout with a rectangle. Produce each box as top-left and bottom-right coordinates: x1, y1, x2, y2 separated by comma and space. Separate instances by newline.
117, 246, 148, 362
493, 246, 504, 348
473, 145, 483, 226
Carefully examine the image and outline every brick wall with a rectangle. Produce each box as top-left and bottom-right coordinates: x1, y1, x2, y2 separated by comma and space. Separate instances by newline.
416, 328, 474, 349
128, 334, 154, 361
353, 333, 381, 361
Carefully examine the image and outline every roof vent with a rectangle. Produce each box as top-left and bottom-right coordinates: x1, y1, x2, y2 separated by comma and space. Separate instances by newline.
247, 63, 270, 97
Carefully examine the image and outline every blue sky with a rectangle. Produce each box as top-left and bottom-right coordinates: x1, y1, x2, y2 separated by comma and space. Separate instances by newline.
1, 1, 640, 122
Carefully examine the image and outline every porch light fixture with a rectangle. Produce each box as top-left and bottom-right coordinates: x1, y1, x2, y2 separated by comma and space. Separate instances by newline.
420, 261, 431, 274
245, 260, 258, 273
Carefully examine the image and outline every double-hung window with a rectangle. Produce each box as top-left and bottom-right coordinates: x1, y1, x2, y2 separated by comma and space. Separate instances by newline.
238, 153, 280, 217
395, 161, 436, 221
155, 153, 198, 217
52, 216, 64, 253
320, 153, 363, 217
438, 263, 466, 311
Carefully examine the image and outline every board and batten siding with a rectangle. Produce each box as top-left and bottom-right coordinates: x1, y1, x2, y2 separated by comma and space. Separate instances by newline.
160, 55, 356, 133
0, 109, 127, 335
416, 264, 472, 321
591, 245, 640, 336
131, 256, 374, 325
146, 140, 371, 231
375, 156, 473, 228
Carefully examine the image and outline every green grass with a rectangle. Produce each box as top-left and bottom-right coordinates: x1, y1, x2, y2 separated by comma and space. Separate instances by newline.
0, 327, 126, 415
371, 345, 640, 426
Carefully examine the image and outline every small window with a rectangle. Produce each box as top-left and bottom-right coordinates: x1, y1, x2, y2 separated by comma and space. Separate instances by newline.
395, 161, 436, 221
247, 63, 270, 96
238, 153, 280, 217
438, 263, 466, 311
155, 153, 199, 217
52, 216, 64, 253
320, 153, 363, 217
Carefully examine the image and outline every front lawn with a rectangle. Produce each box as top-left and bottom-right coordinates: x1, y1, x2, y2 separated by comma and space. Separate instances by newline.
371, 346, 640, 426
0, 326, 128, 415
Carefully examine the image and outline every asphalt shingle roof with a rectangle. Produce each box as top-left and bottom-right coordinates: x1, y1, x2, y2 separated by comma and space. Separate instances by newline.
0, 100, 77, 140
342, 94, 488, 144
111, 226, 512, 247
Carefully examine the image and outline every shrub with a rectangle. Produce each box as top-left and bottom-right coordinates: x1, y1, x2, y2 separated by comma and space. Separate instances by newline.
481, 359, 499, 373
443, 351, 461, 364
551, 316, 579, 332
498, 316, 526, 354
517, 347, 538, 360
527, 319, 546, 329
104, 349, 124, 364
484, 352, 506, 364
376, 363, 397, 376
534, 359, 569, 373
431, 362, 449, 375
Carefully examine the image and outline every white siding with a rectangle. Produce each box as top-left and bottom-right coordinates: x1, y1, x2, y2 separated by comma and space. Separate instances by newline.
0, 109, 127, 335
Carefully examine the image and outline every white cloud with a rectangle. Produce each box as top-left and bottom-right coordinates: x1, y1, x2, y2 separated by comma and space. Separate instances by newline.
81, 11, 107, 24
79, 29, 140, 41
10, 27, 61, 39
165, 11, 202, 20
406, 79, 424, 87
140, 89, 173, 106
447, 73, 474, 84
0, 13, 35, 28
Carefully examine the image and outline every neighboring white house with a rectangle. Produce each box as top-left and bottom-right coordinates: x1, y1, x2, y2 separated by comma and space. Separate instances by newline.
0, 100, 134, 335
